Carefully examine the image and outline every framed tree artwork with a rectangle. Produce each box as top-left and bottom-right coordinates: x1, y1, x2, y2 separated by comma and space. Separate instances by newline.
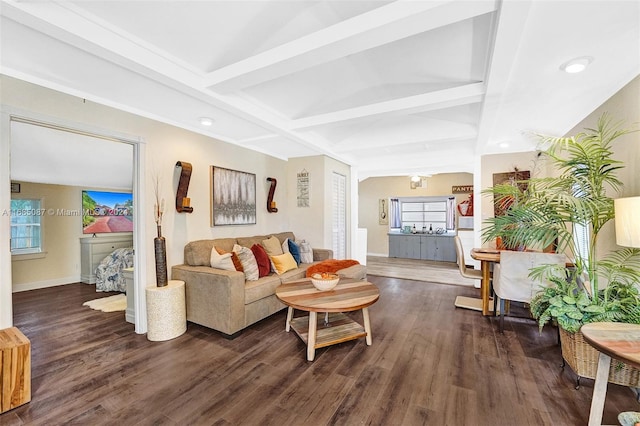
210, 166, 256, 226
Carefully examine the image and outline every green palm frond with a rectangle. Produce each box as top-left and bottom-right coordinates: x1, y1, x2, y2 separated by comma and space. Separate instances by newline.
486, 114, 640, 333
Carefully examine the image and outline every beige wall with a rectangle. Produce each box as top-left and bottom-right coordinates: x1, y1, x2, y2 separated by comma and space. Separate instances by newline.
359, 173, 473, 256
564, 75, 640, 258
10, 182, 84, 290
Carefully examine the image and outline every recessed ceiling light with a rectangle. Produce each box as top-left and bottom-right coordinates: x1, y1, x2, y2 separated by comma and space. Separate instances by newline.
499, 142, 510, 149
199, 117, 214, 126
560, 56, 593, 74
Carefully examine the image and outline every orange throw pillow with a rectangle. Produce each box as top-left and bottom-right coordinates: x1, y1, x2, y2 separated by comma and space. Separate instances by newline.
215, 247, 243, 272
306, 259, 359, 277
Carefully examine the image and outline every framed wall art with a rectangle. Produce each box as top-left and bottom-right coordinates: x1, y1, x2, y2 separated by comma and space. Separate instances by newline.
492, 169, 530, 217
210, 166, 256, 226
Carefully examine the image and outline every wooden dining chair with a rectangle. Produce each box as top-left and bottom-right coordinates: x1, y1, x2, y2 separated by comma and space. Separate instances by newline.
492, 251, 566, 332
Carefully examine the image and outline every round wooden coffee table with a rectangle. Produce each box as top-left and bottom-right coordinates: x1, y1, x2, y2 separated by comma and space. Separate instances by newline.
275, 278, 379, 361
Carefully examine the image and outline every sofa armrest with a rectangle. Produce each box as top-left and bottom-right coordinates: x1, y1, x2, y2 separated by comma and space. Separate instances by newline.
171, 264, 245, 336
313, 248, 333, 261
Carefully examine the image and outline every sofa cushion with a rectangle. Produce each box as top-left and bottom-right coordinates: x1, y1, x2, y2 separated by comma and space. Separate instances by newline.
297, 240, 314, 264
210, 247, 236, 271
270, 252, 298, 275
244, 274, 282, 305
216, 247, 243, 272
251, 244, 271, 278
262, 235, 283, 256
185, 238, 237, 266
279, 265, 308, 282
287, 239, 301, 265
237, 235, 267, 249
233, 244, 259, 281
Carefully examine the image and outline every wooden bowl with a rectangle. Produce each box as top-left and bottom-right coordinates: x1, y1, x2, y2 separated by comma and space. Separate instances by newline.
310, 274, 339, 291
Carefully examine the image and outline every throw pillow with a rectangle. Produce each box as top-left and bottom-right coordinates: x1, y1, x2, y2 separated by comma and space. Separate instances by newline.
261, 235, 283, 256
270, 252, 298, 275
282, 238, 290, 254
215, 247, 243, 272
251, 244, 271, 277
297, 240, 313, 264
233, 244, 259, 281
287, 239, 301, 265
210, 247, 236, 271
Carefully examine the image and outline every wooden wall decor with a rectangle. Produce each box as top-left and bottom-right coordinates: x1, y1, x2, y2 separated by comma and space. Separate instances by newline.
267, 177, 278, 213
175, 161, 193, 213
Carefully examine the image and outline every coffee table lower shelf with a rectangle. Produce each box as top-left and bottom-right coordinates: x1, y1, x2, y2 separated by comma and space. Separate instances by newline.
289, 312, 367, 350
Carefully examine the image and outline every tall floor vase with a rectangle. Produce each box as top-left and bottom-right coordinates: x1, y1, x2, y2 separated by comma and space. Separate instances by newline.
155, 225, 168, 287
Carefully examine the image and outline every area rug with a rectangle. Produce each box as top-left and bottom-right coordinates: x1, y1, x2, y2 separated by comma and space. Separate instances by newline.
366, 256, 477, 287
82, 294, 126, 312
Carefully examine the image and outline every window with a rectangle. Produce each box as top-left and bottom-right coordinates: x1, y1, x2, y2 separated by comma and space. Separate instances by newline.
400, 198, 448, 232
10, 198, 43, 255
332, 172, 346, 259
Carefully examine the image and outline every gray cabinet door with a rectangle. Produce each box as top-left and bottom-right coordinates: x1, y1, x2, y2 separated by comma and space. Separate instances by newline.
434, 237, 456, 262
407, 236, 421, 259
420, 236, 437, 260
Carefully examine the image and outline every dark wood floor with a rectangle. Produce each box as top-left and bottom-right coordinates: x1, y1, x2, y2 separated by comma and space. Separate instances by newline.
2, 276, 639, 425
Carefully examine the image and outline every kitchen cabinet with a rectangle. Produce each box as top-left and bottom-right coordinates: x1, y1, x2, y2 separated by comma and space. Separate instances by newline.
388, 233, 456, 262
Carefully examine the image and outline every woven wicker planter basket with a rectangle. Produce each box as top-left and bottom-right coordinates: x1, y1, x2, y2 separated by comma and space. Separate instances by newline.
559, 327, 640, 387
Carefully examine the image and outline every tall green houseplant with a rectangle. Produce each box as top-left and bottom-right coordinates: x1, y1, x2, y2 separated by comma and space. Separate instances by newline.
482, 114, 640, 333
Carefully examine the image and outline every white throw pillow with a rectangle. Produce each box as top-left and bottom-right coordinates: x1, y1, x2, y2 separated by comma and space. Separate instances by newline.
282, 238, 290, 254
210, 247, 235, 271
233, 244, 259, 281
297, 239, 313, 264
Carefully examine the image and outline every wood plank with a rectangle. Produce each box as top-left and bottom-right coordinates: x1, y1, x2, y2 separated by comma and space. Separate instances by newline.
289, 313, 367, 348
3, 273, 640, 425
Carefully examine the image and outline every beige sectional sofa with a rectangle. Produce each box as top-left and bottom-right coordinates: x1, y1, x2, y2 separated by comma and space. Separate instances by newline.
171, 231, 366, 337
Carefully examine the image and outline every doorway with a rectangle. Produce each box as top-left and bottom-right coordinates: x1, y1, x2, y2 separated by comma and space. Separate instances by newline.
4, 114, 147, 333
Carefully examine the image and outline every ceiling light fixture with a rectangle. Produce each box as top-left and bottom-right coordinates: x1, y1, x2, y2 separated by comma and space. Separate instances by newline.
499, 142, 510, 149
560, 56, 593, 74
199, 117, 214, 126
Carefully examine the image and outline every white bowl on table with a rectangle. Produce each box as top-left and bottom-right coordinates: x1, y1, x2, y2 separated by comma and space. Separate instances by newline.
310, 273, 340, 291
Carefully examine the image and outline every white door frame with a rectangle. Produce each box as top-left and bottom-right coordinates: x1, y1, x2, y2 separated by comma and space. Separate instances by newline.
0, 107, 148, 333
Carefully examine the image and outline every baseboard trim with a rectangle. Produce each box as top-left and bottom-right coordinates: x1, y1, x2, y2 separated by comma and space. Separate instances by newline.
13, 275, 82, 293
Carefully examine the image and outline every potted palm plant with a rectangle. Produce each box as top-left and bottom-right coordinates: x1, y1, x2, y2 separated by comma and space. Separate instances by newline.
482, 113, 640, 386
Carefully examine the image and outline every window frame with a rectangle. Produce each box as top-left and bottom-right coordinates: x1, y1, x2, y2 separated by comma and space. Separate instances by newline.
10, 197, 46, 260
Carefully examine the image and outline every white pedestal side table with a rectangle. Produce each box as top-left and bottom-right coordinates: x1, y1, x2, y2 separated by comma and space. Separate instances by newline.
146, 280, 187, 341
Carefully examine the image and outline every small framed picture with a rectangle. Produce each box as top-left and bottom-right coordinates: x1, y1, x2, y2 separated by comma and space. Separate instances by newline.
10, 182, 20, 193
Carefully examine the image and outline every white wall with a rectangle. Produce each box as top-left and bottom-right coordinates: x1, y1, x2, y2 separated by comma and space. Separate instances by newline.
286, 155, 352, 255
0, 75, 310, 330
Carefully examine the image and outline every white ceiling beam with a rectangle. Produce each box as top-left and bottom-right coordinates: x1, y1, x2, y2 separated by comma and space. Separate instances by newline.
475, 0, 533, 153
334, 135, 476, 154
289, 83, 485, 130
204, 0, 498, 92
1, 1, 203, 85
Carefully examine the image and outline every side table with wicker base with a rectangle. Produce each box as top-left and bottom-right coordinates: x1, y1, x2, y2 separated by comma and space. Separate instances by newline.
146, 280, 187, 342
